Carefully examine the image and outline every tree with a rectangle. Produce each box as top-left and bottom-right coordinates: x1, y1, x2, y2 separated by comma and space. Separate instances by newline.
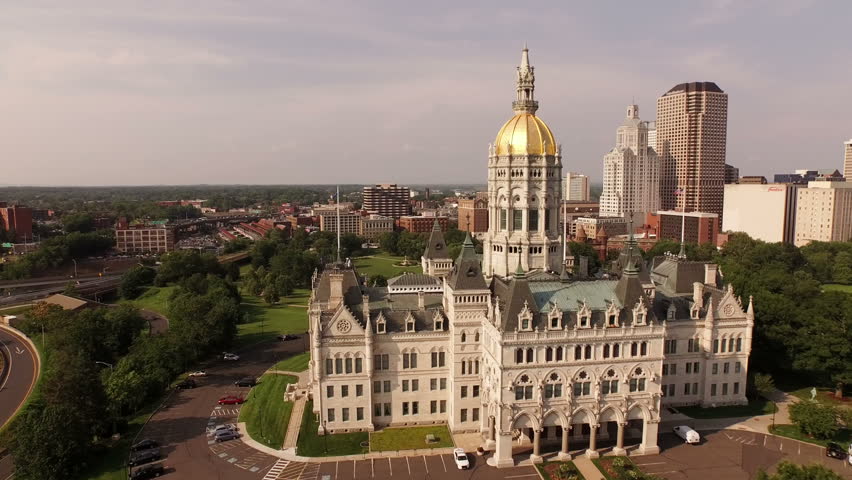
62, 212, 95, 233
118, 265, 155, 299
11, 402, 93, 480
754, 373, 776, 399
755, 461, 843, 480
372, 274, 388, 287
789, 401, 839, 439
378, 231, 400, 255
263, 285, 281, 305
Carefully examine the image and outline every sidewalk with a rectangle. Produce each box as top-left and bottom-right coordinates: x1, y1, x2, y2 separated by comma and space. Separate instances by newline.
283, 396, 306, 448
573, 456, 605, 480
662, 389, 798, 434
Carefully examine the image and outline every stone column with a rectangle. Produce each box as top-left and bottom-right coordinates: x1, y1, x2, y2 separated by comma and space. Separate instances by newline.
638, 418, 660, 455
530, 428, 543, 464
586, 423, 600, 459
613, 422, 627, 456
557, 425, 572, 460
485, 416, 496, 450
487, 431, 516, 469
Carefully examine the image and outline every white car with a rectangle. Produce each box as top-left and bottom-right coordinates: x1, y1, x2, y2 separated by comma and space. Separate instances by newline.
223, 353, 239, 361
673, 425, 700, 444
453, 448, 470, 469
188, 371, 207, 377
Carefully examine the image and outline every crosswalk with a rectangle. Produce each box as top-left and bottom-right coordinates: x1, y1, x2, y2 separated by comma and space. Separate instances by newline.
263, 459, 290, 480
211, 408, 241, 417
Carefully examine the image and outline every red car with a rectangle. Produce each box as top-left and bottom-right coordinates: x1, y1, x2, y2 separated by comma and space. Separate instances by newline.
218, 395, 245, 405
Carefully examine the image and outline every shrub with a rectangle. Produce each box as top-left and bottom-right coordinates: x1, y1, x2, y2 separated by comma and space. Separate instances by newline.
789, 401, 839, 439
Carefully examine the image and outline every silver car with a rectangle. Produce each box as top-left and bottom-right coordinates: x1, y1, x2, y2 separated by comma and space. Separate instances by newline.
214, 430, 240, 442
206, 423, 237, 436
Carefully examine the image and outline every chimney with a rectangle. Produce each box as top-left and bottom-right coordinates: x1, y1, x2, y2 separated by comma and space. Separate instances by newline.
704, 264, 718, 287
418, 290, 425, 310
328, 271, 345, 309
362, 293, 370, 322
693, 282, 704, 309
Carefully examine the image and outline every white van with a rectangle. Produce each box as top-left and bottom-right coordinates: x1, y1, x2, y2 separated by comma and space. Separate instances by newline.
673, 426, 700, 444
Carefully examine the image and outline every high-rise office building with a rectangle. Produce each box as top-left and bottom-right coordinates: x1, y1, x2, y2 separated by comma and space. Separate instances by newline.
647, 121, 656, 151
564, 172, 590, 201
724, 164, 739, 184
844, 139, 852, 180
794, 181, 852, 246
600, 104, 660, 221
723, 184, 798, 244
362, 184, 412, 218
657, 82, 728, 221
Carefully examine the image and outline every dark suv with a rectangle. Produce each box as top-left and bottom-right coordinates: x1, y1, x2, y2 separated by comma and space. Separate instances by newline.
176, 379, 196, 389
130, 439, 159, 452
128, 448, 161, 467
826, 442, 847, 459
234, 377, 256, 387
129, 463, 165, 479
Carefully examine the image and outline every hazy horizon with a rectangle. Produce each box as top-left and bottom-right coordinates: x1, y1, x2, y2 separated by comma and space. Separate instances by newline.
2, 1, 850, 186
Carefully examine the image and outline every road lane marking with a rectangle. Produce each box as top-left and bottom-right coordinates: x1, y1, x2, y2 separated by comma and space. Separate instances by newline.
441, 453, 447, 471
406, 456, 411, 477
423, 455, 428, 473
371, 458, 374, 477
505, 475, 540, 479
388, 457, 392, 476
14, 347, 23, 355
335, 461, 339, 478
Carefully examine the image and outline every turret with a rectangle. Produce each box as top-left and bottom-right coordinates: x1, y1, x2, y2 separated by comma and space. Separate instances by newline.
702, 302, 715, 355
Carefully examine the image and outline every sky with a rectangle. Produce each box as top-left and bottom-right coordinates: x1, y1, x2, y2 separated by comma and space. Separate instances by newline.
1, 0, 850, 186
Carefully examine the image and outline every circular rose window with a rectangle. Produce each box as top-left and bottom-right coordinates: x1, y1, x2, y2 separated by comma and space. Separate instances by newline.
337, 319, 352, 333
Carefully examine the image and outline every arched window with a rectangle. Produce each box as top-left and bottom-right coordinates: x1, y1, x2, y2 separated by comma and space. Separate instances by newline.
728, 338, 735, 352
461, 331, 467, 343
735, 337, 742, 352
474, 331, 480, 342
631, 342, 638, 357
640, 341, 648, 356
514, 374, 534, 401
555, 346, 563, 362
613, 344, 620, 358
601, 369, 619, 395
603, 344, 611, 358
720, 336, 727, 353
474, 360, 480, 375
546, 347, 553, 362
584, 345, 592, 359
629, 367, 647, 392
544, 372, 563, 399
526, 348, 534, 363
573, 370, 591, 397
575, 345, 582, 360
516, 348, 524, 364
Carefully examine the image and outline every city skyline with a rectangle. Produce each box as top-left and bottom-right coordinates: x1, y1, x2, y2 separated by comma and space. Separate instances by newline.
1, 1, 851, 186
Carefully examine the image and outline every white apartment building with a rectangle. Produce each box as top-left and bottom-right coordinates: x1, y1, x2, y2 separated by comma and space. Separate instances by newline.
307, 49, 754, 468
565, 173, 591, 202
844, 139, 852, 180
794, 181, 852, 246
723, 184, 798, 244
600, 105, 660, 223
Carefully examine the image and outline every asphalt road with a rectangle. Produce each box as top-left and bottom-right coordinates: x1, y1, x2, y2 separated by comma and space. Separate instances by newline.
0, 326, 39, 480
137, 337, 540, 480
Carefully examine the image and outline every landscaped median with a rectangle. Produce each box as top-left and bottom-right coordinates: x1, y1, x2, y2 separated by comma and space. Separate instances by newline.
593, 456, 661, 480
295, 401, 455, 457
769, 424, 852, 448
238, 374, 299, 449
536, 460, 586, 480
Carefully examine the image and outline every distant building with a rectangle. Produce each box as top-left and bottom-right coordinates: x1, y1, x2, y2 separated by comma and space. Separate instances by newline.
157, 199, 205, 209
647, 121, 656, 151
658, 82, 728, 222
0, 203, 33, 243
723, 184, 798, 243
600, 104, 660, 221
115, 218, 175, 254
844, 139, 852, 180
561, 201, 599, 237
363, 184, 412, 218
319, 212, 362, 236
279, 203, 298, 215
774, 169, 844, 184
398, 216, 448, 233
573, 216, 628, 238
313, 203, 354, 217
724, 164, 740, 184
648, 211, 719, 245
457, 197, 488, 233
794, 181, 852, 246
738, 176, 767, 185
565, 172, 590, 201
361, 215, 394, 240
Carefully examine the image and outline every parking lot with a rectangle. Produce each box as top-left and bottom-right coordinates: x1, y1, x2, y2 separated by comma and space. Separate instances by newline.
634, 430, 852, 479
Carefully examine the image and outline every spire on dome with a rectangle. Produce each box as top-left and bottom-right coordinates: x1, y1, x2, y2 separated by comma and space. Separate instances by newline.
513, 46, 538, 114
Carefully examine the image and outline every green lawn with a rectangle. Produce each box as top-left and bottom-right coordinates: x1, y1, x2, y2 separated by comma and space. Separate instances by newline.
238, 374, 298, 449
823, 284, 852, 294
0, 304, 32, 315
296, 401, 368, 457
353, 253, 421, 280
593, 456, 641, 480
119, 286, 176, 316
789, 387, 851, 409
770, 424, 852, 448
369, 425, 454, 452
235, 289, 309, 349
273, 351, 310, 372
678, 398, 776, 419
537, 461, 587, 480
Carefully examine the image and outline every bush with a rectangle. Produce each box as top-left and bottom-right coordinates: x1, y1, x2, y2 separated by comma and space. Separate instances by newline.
789, 401, 839, 439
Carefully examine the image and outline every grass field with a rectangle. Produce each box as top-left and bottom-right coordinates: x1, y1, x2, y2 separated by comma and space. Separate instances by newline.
678, 398, 776, 419
369, 426, 453, 452
352, 253, 421, 280
0, 304, 33, 316
235, 289, 309, 349
296, 401, 368, 457
770, 424, 852, 448
238, 374, 298, 449
273, 351, 310, 372
789, 387, 852, 409
119, 286, 177, 316
823, 284, 852, 294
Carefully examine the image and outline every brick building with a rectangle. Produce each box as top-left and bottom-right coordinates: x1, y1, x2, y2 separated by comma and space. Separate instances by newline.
363, 184, 412, 218
457, 197, 488, 233
0, 203, 33, 243
397, 216, 449, 233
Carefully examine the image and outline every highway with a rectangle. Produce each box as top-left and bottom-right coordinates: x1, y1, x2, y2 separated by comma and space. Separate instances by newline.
0, 326, 40, 480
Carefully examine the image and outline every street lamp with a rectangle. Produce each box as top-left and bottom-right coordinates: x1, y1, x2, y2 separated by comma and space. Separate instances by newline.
322, 420, 328, 455
72, 259, 78, 278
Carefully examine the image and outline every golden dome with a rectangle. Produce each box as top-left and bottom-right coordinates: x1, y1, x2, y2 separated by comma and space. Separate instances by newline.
494, 113, 556, 156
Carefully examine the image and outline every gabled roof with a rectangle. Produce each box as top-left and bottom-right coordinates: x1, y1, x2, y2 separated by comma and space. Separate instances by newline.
42, 294, 89, 311
650, 256, 707, 296
492, 275, 538, 331
446, 233, 487, 291
422, 220, 451, 260
387, 273, 440, 288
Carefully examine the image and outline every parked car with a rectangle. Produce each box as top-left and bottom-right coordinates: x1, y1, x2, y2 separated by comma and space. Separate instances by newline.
128, 448, 161, 467
188, 371, 207, 377
218, 395, 245, 405
176, 379, 197, 389
672, 426, 700, 444
129, 463, 165, 479
214, 430, 240, 442
130, 439, 159, 453
206, 424, 238, 436
826, 442, 848, 459
223, 353, 239, 361
277, 334, 298, 341
234, 377, 257, 387
453, 448, 470, 469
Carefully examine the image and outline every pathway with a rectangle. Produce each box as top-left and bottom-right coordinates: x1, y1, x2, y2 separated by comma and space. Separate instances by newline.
573, 456, 605, 480
283, 396, 306, 448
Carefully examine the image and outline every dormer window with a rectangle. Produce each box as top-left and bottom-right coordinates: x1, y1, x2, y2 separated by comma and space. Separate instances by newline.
607, 314, 618, 327
548, 304, 562, 330
690, 303, 700, 319
521, 318, 530, 330
579, 314, 590, 328
406, 320, 415, 332
517, 301, 533, 331
377, 318, 386, 334
633, 303, 648, 326
434, 319, 443, 331
550, 316, 559, 329
635, 312, 645, 325
667, 304, 677, 320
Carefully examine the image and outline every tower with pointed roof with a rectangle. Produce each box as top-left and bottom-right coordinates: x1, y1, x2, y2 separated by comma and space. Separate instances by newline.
421, 220, 453, 277
483, 46, 563, 278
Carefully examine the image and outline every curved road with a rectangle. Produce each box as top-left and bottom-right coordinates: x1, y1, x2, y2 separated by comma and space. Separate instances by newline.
0, 326, 39, 480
